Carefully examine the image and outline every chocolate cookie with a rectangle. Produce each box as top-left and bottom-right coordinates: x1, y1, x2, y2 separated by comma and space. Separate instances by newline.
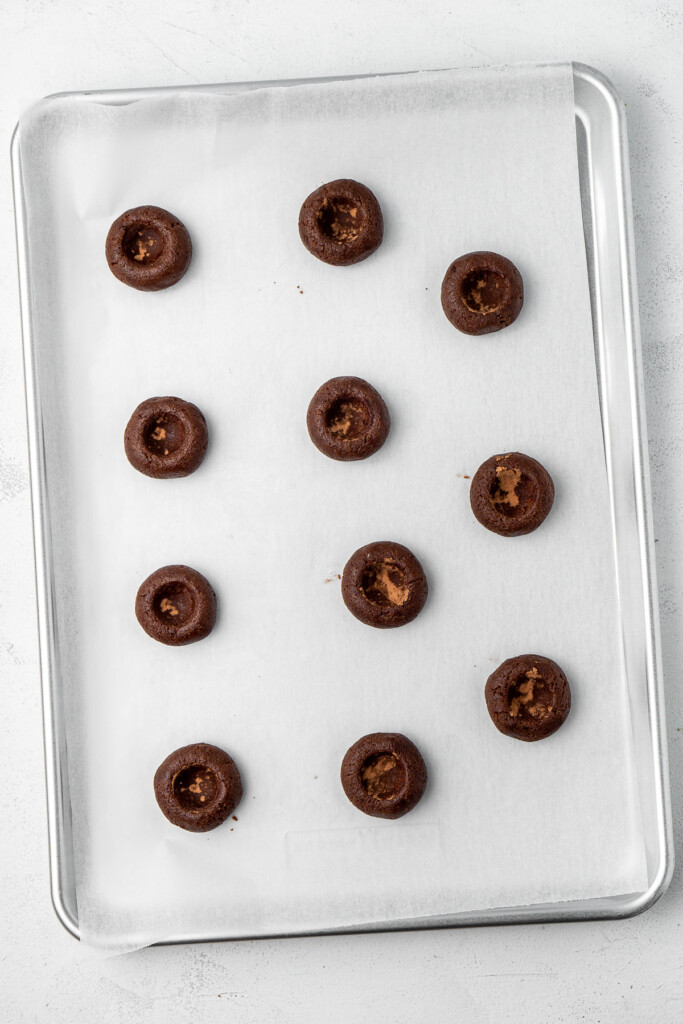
306, 376, 390, 461
441, 251, 523, 335
298, 179, 383, 266
341, 541, 428, 628
341, 733, 428, 819
105, 205, 192, 291
485, 655, 571, 741
124, 396, 208, 479
470, 452, 554, 537
135, 565, 216, 646
154, 742, 243, 832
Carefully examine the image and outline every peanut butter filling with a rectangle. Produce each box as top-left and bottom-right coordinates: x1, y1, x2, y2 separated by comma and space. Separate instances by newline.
461, 267, 505, 314
360, 753, 407, 799
326, 399, 369, 440
509, 667, 551, 719
491, 465, 522, 507
361, 561, 410, 607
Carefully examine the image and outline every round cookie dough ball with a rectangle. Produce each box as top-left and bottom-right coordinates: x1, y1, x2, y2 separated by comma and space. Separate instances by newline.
298, 179, 383, 266
485, 654, 571, 741
469, 452, 554, 537
124, 396, 208, 479
341, 732, 428, 819
154, 742, 243, 832
135, 565, 216, 646
105, 205, 192, 290
441, 251, 523, 335
341, 541, 428, 628
306, 376, 390, 461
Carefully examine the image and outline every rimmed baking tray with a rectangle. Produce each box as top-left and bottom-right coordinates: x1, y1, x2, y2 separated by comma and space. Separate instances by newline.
11, 63, 673, 942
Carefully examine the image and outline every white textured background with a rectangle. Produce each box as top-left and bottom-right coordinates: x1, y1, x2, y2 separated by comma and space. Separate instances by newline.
0, 1, 681, 1020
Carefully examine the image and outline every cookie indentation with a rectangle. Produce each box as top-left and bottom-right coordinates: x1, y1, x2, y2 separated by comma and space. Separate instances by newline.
122, 224, 166, 266
360, 561, 410, 608
142, 413, 186, 457
508, 668, 553, 720
461, 268, 506, 314
173, 765, 219, 810
488, 464, 541, 519
317, 197, 366, 243
360, 753, 407, 800
153, 581, 195, 625
325, 398, 370, 440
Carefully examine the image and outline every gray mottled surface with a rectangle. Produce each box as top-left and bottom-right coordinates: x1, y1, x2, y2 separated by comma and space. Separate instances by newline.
0, 0, 681, 1020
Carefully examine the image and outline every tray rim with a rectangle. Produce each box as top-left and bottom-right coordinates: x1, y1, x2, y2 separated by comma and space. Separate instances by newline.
10, 61, 673, 945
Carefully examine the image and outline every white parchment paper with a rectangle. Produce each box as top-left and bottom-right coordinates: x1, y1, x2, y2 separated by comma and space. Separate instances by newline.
18, 63, 647, 951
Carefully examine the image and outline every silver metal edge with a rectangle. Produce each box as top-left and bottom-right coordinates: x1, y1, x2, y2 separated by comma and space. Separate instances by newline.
12, 63, 670, 945
10, 121, 80, 941
572, 62, 674, 915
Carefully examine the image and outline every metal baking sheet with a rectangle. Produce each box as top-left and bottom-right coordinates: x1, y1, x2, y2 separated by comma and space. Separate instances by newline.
11, 63, 673, 945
